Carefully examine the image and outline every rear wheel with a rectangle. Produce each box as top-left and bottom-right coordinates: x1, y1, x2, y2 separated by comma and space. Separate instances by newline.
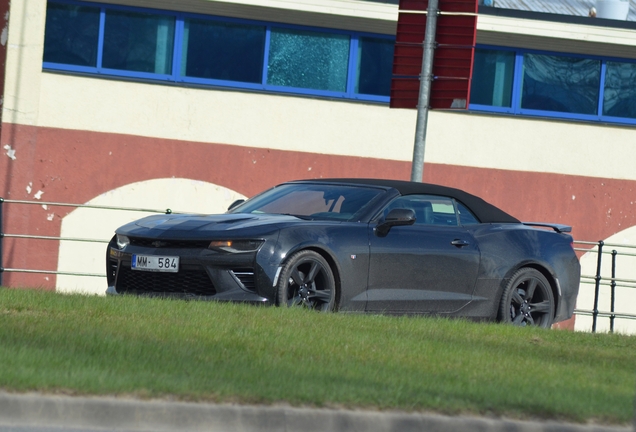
498, 268, 555, 328
276, 250, 336, 311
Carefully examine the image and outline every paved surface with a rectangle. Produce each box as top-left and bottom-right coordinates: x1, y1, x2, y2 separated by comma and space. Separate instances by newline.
0, 391, 632, 432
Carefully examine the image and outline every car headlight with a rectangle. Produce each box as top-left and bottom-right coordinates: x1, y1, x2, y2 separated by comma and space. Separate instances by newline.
116, 234, 130, 250
208, 239, 264, 253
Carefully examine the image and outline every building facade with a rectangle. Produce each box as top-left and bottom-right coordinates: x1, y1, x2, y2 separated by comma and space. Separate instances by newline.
1, 0, 636, 332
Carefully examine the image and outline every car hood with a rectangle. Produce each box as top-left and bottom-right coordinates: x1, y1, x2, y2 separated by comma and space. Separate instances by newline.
116, 213, 304, 238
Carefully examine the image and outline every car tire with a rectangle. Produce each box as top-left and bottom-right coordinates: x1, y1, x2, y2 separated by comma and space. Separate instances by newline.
276, 250, 336, 311
498, 268, 555, 328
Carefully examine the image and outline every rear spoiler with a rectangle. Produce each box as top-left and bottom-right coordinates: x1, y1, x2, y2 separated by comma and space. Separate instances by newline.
522, 222, 572, 233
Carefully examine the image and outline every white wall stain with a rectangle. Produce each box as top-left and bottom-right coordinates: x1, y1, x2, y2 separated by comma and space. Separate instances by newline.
42, 204, 47, 210
1, 25, 7, 47
47, 213, 54, 221
4, 144, 16, 160
26, 182, 32, 194
34, 190, 43, 199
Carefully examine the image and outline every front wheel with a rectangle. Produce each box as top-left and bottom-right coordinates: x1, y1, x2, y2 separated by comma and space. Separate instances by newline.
276, 250, 336, 312
498, 268, 555, 328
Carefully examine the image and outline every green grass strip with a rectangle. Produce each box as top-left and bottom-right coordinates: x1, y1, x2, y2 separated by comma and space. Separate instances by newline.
0, 288, 635, 425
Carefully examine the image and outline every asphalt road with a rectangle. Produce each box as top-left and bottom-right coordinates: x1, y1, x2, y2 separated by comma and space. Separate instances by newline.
0, 391, 632, 432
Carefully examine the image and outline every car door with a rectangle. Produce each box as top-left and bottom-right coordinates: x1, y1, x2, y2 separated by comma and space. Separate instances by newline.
366, 194, 481, 313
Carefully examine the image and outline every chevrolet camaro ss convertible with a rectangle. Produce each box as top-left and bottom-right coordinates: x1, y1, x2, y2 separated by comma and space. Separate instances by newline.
106, 178, 580, 327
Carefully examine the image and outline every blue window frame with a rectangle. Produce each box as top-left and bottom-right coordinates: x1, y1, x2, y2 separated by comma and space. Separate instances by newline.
42, 0, 395, 103
470, 45, 636, 126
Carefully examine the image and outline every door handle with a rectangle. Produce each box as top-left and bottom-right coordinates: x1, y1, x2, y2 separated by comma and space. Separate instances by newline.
451, 239, 470, 247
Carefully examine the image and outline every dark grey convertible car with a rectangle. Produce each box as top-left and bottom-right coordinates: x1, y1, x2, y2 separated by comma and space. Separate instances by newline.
106, 178, 580, 327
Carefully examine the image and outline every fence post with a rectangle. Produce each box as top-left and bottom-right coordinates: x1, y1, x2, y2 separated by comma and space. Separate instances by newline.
610, 249, 617, 333
0, 197, 3, 286
592, 240, 604, 333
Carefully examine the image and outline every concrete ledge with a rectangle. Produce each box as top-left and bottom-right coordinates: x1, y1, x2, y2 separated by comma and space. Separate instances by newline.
0, 391, 631, 432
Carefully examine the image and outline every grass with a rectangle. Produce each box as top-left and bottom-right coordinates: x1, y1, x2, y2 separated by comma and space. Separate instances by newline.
0, 288, 635, 425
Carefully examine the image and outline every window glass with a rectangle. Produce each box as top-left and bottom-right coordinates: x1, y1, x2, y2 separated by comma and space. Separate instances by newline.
457, 202, 479, 225
470, 49, 514, 107
521, 53, 600, 115
103, 10, 175, 74
384, 195, 458, 226
267, 28, 350, 92
356, 37, 394, 96
43, 2, 100, 66
231, 184, 382, 221
181, 19, 265, 83
603, 61, 636, 119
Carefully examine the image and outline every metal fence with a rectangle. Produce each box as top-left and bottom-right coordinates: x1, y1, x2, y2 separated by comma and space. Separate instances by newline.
1, 197, 635, 332
0, 197, 174, 286
572, 240, 636, 332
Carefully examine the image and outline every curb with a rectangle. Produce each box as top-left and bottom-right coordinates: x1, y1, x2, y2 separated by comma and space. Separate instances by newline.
0, 391, 632, 432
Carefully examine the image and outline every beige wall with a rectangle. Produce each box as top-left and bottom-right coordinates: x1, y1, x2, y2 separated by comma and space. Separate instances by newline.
36, 72, 636, 182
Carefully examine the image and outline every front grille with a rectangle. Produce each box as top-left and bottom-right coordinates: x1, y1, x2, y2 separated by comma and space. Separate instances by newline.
129, 238, 211, 249
116, 265, 216, 296
231, 269, 256, 292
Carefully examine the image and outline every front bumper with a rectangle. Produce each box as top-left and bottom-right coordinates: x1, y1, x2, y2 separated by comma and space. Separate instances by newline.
107, 246, 271, 303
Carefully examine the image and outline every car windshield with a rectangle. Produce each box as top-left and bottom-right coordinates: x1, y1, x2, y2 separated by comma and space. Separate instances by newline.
229, 183, 384, 221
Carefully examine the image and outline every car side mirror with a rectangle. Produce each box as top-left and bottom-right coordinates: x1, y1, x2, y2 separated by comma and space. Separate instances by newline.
227, 199, 245, 211
375, 208, 416, 237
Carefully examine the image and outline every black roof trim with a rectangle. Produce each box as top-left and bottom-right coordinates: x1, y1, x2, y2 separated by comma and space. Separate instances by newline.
291, 178, 520, 224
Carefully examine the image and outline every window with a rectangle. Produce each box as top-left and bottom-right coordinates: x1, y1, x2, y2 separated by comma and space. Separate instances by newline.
231, 184, 383, 221
43, 1, 394, 103
603, 61, 636, 119
181, 19, 265, 83
356, 37, 394, 97
267, 28, 350, 92
43, 3, 100, 67
471, 46, 636, 125
102, 10, 175, 74
457, 203, 479, 225
521, 53, 600, 115
470, 49, 514, 108
384, 195, 458, 226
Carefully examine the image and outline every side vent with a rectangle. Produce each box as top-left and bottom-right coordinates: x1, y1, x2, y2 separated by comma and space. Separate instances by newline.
231, 269, 256, 292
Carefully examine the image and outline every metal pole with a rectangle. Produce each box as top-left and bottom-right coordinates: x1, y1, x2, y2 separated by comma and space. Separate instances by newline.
592, 240, 604, 333
0, 197, 3, 286
610, 249, 617, 333
0, 0, 10, 287
410, 0, 438, 183
0, 0, 8, 140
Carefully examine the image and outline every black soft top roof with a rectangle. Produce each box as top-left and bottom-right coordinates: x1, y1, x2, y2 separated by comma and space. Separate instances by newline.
294, 178, 520, 224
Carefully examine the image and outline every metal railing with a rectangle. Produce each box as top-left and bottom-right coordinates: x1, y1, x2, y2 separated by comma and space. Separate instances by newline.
0, 197, 175, 286
1, 197, 636, 332
572, 240, 636, 332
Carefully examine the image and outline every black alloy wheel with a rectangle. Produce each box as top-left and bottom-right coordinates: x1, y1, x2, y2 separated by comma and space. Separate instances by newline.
498, 268, 555, 328
276, 250, 336, 311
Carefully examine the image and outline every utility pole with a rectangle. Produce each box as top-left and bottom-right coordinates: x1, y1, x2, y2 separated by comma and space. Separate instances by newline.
0, 0, 9, 287
410, 0, 438, 183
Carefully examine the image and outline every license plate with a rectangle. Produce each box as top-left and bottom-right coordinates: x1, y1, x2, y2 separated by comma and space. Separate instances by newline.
131, 254, 179, 272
